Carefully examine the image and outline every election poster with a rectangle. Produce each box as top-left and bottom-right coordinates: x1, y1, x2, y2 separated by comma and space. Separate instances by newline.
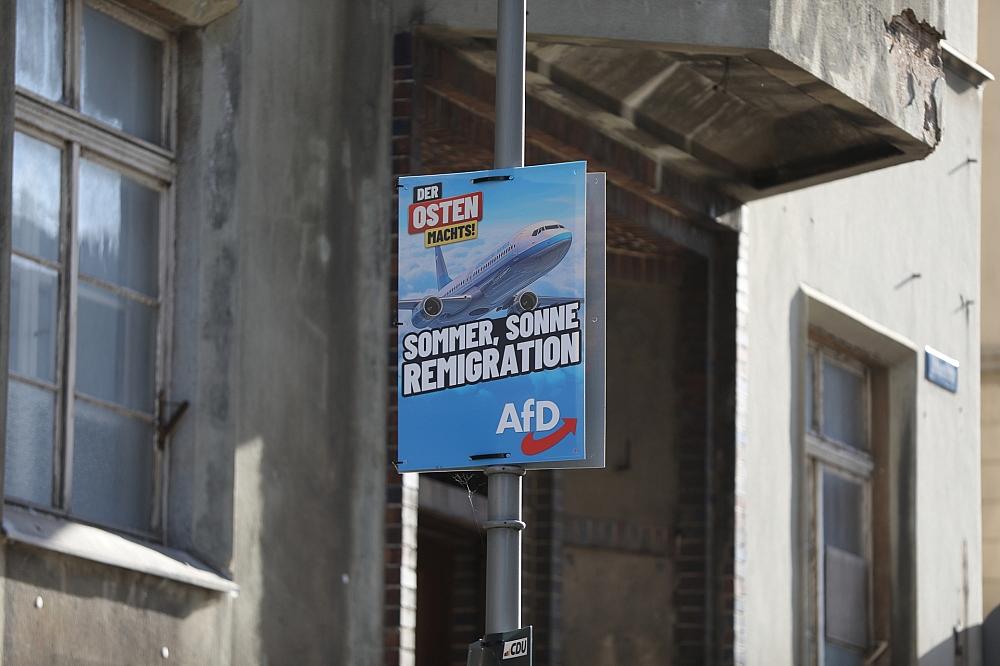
397, 161, 588, 471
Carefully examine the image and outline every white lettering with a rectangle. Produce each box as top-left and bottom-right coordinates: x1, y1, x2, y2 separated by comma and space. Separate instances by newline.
496, 403, 523, 434
535, 400, 560, 432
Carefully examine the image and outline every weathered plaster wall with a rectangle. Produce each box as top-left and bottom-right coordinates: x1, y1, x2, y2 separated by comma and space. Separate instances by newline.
0, 0, 391, 663
742, 64, 983, 665
170, 0, 242, 578
225, 0, 391, 663
3, 546, 232, 665
769, 0, 946, 152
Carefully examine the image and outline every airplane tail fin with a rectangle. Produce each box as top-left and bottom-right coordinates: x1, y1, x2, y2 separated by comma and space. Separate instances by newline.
434, 246, 452, 290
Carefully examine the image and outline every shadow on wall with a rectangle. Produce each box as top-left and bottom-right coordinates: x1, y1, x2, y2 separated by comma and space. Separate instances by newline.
984, 607, 1000, 665
917, 622, 983, 665
788, 292, 806, 663
2, 543, 225, 663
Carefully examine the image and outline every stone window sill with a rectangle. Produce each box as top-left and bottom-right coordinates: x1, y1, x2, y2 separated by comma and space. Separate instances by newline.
2, 503, 238, 594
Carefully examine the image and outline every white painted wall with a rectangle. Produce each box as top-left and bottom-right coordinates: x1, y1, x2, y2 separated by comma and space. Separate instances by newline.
742, 65, 983, 663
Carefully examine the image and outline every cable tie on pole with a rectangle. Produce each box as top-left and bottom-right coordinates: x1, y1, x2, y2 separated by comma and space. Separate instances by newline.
470, 452, 511, 460
471, 175, 513, 184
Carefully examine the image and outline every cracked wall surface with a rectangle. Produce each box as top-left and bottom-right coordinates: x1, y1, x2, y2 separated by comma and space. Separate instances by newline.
770, 1, 945, 153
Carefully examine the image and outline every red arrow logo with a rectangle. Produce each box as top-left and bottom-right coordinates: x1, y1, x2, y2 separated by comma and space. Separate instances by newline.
521, 418, 578, 456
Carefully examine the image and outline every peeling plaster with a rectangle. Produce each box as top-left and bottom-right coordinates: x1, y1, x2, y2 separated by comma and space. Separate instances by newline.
885, 8, 945, 146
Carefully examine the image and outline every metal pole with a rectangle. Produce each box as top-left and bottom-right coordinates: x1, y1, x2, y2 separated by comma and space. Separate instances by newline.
494, 0, 526, 170
486, 0, 527, 636
485, 466, 525, 633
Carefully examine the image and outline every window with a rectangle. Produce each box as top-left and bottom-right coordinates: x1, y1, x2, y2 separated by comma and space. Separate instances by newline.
7, 0, 175, 538
805, 341, 874, 666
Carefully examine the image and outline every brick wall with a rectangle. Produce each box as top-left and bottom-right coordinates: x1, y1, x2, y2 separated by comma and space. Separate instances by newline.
386, 31, 418, 666
386, 28, 737, 665
522, 471, 562, 665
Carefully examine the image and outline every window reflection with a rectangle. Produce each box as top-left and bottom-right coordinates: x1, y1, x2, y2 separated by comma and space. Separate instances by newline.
15, 0, 64, 101
13, 132, 61, 261
9, 256, 59, 384
821, 359, 866, 450
81, 5, 163, 144
4, 380, 55, 506
79, 159, 160, 297
75, 282, 157, 414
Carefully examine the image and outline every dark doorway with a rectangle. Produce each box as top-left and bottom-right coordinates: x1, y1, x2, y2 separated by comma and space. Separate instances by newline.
416, 510, 486, 666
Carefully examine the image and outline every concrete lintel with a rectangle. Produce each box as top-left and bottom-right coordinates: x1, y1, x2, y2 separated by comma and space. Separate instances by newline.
417, 25, 936, 207
123, 0, 239, 27
404, 1, 945, 198
395, 0, 771, 51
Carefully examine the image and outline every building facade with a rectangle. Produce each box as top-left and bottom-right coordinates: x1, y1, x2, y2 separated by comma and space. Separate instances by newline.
0, 0, 988, 664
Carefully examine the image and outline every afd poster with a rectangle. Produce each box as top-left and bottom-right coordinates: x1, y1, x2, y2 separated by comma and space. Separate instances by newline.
396, 161, 587, 472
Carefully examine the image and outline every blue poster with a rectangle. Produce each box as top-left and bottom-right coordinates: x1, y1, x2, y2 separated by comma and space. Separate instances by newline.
397, 161, 587, 471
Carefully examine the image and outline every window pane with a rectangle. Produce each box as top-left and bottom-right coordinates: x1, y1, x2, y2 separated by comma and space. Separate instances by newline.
76, 283, 157, 413
823, 471, 864, 556
13, 132, 62, 261
72, 400, 152, 532
79, 159, 160, 296
824, 546, 868, 649
15, 0, 64, 101
822, 358, 866, 449
81, 5, 163, 144
4, 379, 55, 506
9, 256, 59, 384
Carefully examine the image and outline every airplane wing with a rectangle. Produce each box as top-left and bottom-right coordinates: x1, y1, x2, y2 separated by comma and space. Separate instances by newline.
535, 296, 583, 308
495, 295, 584, 313
398, 295, 473, 314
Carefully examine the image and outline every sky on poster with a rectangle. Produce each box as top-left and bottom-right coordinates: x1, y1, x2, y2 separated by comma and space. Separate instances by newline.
397, 163, 586, 303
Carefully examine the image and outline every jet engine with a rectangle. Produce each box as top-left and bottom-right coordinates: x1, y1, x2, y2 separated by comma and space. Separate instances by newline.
508, 290, 538, 316
410, 295, 444, 328
420, 296, 444, 318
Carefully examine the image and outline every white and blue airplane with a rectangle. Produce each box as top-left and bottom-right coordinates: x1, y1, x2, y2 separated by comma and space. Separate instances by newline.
399, 220, 576, 328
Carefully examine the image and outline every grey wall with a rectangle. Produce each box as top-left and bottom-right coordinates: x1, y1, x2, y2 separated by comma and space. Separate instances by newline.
199, 0, 392, 663
0, 0, 392, 663
3, 546, 231, 665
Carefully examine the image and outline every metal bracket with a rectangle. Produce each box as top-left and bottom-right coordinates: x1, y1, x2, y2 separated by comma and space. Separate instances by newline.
155, 394, 190, 449
483, 519, 526, 531
484, 465, 525, 477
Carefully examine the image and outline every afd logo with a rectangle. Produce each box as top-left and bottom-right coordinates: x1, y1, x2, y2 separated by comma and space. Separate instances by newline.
502, 637, 528, 660
496, 399, 577, 456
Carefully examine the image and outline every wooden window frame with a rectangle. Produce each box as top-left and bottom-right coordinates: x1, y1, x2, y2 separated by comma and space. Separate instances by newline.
805, 340, 876, 666
9, 0, 177, 542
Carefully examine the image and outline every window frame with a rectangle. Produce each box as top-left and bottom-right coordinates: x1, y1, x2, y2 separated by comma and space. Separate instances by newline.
805, 339, 875, 666
9, 0, 177, 542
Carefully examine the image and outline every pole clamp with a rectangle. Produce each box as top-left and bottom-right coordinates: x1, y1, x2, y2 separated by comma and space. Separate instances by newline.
484, 465, 526, 477
483, 519, 526, 531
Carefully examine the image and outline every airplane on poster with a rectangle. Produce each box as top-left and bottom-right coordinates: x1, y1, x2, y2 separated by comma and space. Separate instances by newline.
398, 220, 577, 329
